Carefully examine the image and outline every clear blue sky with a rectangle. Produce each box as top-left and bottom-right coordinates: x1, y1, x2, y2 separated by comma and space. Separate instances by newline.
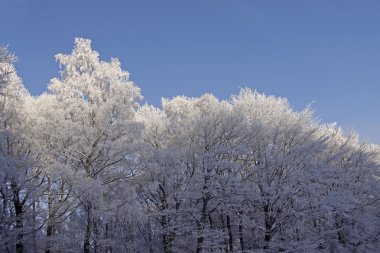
1, 0, 380, 144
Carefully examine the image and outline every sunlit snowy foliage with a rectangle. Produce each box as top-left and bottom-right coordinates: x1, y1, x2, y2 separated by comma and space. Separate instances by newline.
0, 39, 379, 253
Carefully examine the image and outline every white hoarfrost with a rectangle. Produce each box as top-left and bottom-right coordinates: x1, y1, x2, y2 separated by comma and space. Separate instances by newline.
0, 40, 379, 253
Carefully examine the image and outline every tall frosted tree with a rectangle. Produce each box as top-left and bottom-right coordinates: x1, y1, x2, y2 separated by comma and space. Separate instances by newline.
0, 47, 42, 253
35, 38, 143, 253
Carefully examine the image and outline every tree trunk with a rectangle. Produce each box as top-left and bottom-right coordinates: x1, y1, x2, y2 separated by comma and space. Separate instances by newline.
219, 214, 229, 252
263, 204, 274, 252
45, 223, 53, 253
13, 183, 24, 253
15, 203, 24, 253
32, 202, 38, 253
45, 177, 53, 253
147, 221, 153, 253
84, 203, 92, 253
239, 218, 245, 252
160, 215, 173, 253
195, 221, 204, 253
226, 215, 234, 252
93, 218, 99, 253
105, 222, 113, 253
196, 196, 209, 253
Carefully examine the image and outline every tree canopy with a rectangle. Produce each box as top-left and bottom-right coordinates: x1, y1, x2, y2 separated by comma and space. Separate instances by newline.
0, 39, 379, 253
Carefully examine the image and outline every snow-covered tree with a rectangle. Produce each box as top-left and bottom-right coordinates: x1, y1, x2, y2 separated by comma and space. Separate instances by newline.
229, 89, 380, 252
0, 47, 43, 253
137, 92, 243, 251
34, 38, 143, 252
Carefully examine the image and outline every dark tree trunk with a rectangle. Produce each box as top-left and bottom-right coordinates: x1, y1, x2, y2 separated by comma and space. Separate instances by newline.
45, 223, 53, 253
196, 197, 208, 253
196, 221, 204, 253
335, 215, 345, 246
45, 177, 53, 253
226, 215, 234, 252
263, 204, 274, 251
161, 215, 174, 253
32, 202, 37, 253
147, 221, 153, 253
105, 222, 113, 253
13, 183, 24, 253
219, 214, 229, 252
84, 203, 92, 253
15, 203, 24, 253
239, 218, 245, 252
93, 218, 99, 253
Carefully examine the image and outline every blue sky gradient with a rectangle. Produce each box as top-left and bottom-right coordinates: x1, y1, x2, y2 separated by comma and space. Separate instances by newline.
1, 0, 380, 143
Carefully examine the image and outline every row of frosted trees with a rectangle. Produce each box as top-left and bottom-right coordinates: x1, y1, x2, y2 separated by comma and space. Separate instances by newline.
0, 39, 379, 253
